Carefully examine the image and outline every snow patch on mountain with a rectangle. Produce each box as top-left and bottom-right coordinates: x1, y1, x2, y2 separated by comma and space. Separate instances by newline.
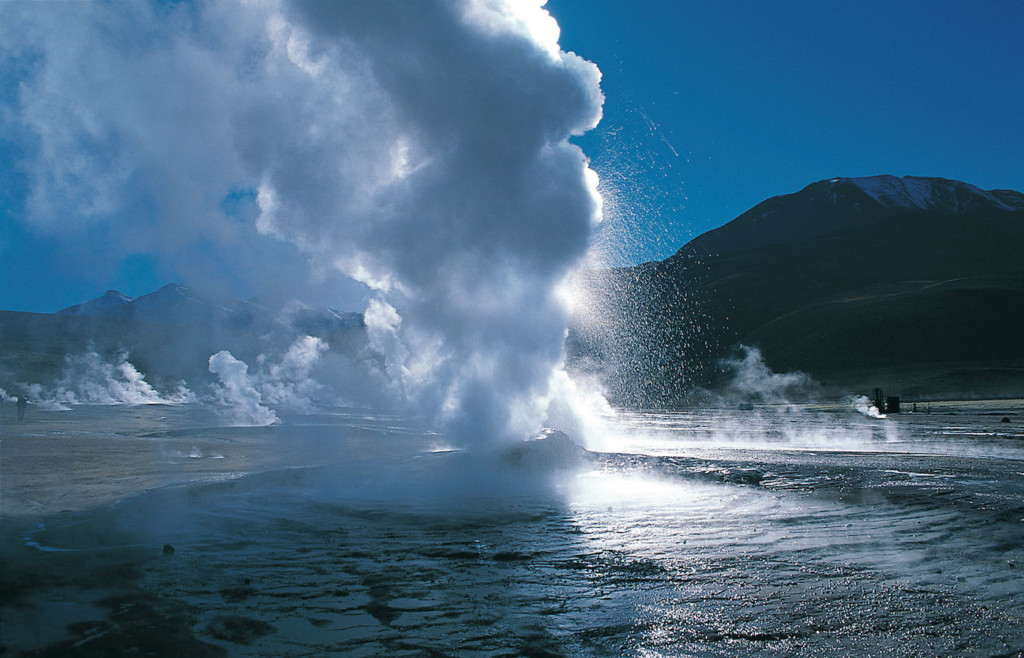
848, 176, 937, 209
59, 290, 135, 317
838, 175, 1024, 212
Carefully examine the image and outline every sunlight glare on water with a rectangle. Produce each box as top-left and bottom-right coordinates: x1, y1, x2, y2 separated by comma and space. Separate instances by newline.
2, 402, 1023, 656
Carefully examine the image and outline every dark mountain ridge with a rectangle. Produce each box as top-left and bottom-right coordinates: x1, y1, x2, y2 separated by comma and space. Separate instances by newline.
569, 175, 1024, 405
683, 175, 1023, 260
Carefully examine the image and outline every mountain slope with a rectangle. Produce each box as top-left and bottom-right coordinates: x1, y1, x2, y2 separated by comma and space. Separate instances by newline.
569, 175, 1024, 404
683, 175, 1024, 261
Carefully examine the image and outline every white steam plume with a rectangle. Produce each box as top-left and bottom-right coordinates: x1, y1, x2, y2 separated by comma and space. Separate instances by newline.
16, 350, 195, 409
257, 335, 329, 412
208, 350, 279, 427
55, 350, 195, 406
3, 0, 604, 447
852, 395, 887, 419
719, 345, 816, 404
259, 1, 605, 445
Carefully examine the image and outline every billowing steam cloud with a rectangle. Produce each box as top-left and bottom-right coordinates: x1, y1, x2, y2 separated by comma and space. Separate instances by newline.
852, 395, 887, 419
19, 350, 194, 410
719, 345, 816, 404
254, 1, 605, 445
257, 335, 329, 412
13, 339, 327, 423
2, 1, 604, 446
209, 335, 331, 425
209, 350, 279, 427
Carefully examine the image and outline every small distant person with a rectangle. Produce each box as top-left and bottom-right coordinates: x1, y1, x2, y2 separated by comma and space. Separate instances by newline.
16, 395, 27, 421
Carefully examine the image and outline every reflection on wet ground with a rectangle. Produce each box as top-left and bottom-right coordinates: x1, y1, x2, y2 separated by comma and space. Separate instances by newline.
2, 402, 1023, 656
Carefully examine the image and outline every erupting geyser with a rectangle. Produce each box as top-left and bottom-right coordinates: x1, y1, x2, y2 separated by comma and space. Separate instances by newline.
262, 1, 606, 447
3, 0, 606, 446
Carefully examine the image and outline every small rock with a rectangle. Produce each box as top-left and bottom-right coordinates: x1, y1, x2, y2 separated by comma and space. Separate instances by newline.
501, 428, 587, 470
162, 544, 175, 555
206, 615, 275, 644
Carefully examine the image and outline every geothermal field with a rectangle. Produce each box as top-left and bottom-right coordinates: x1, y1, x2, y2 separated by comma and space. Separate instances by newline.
2, 1, 1023, 656
2, 401, 1024, 656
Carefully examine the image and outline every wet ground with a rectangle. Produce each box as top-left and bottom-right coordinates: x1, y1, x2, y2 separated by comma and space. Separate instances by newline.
2, 401, 1023, 656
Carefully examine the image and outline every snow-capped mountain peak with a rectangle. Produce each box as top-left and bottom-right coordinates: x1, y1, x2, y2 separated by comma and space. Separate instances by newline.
830, 175, 1024, 212
674, 174, 1024, 263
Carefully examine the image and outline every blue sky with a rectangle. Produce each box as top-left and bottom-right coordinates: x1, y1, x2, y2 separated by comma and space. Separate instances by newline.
549, 0, 1024, 263
1, 0, 1022, 313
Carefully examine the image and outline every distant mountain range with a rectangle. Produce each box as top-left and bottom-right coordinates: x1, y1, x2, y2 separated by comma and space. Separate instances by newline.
59, 283, 362, 335
568, 175, 1024, 405
1, 283, 368, 395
